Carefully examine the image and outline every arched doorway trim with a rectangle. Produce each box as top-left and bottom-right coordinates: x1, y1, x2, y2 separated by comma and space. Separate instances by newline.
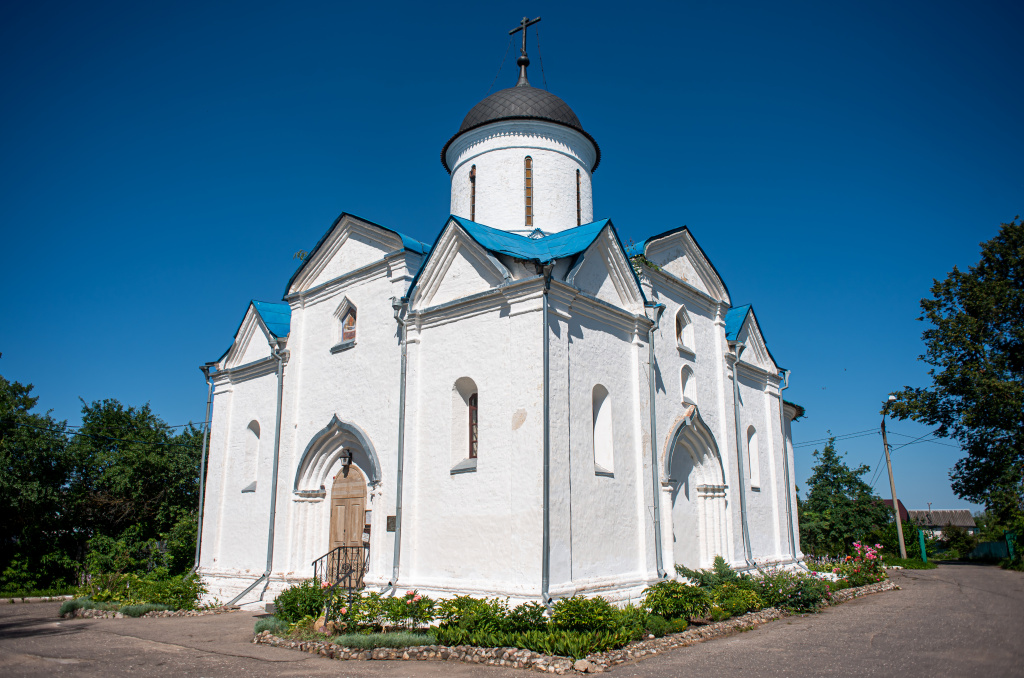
294, 415, 381, 496
663, 405, 726, 487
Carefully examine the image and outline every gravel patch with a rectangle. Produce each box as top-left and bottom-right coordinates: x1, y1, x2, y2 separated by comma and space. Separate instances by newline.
252, 579, 902, 673
63, 606, 239, 619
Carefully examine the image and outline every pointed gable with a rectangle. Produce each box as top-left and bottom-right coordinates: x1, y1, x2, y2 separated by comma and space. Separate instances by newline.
410, 218, 512, 310
219, 301, 290, 369
566, 225, 646, 313
633, 226, 730, 305
286, 213, 430, 296
725, 304, 779, 373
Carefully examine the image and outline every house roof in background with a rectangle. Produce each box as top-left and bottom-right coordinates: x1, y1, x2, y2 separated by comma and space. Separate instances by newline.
908, 509, 977, 529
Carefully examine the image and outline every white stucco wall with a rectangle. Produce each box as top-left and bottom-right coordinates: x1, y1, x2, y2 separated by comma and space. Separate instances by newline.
447, 121, 596, 234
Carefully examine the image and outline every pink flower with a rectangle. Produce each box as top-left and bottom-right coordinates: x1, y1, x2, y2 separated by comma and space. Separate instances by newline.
340, 607, 347, 615
321, 581, 330, 588
406, 590, 415, 596
413, 595, 422, 602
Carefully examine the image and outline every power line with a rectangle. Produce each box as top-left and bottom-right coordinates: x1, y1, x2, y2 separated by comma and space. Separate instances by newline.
486, 35, 513, 95
12, 421, 199, 449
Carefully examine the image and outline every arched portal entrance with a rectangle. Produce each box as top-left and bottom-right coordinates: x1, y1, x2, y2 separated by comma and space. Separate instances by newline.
665, 408, 729, 569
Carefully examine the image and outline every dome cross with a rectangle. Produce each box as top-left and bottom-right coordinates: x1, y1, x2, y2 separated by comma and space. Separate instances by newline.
509, 16, 541, 87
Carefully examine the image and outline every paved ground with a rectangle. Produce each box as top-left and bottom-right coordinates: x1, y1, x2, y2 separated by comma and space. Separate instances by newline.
0, 564, 1021, 677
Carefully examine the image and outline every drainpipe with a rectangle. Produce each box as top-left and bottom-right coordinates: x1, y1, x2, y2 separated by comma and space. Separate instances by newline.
645, 303, 667, 578
258, 338, 289, 600
191, 363, 217, 574
541, 265, 553, 608
777, 369, 797, 559
729, 341, 753, 566
228, 339, 288, 607
387, 296, 410, 596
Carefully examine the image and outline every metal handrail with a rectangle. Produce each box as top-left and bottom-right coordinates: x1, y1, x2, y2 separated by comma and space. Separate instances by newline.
312, 545, 369, 590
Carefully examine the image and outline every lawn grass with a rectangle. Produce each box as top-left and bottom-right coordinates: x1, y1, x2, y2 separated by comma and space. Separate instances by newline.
885, 557, 937, 569
327, 631, 438, 649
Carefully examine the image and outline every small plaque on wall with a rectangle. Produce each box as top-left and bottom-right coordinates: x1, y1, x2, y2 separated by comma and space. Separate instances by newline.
386, 516, 396, 532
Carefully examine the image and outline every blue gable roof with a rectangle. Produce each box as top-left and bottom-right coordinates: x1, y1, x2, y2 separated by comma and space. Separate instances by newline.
724, 304, 752, 341
252, 300, 291, 338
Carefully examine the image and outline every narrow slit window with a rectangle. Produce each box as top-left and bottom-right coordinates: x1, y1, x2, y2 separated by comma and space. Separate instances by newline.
469, 165, 476, 221
576, 169, 581, 226
524, 157, 533, 227
468, 393, 479, 459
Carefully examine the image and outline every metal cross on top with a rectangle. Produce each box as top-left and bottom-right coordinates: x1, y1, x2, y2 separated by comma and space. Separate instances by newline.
509, 16, 541, 56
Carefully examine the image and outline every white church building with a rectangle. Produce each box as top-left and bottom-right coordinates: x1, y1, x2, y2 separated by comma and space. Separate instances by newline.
197, 39, 804, 607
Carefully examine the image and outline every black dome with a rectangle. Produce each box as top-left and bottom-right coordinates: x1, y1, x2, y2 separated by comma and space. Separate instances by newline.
441, 82, 600, 173
459, 85, 583, 133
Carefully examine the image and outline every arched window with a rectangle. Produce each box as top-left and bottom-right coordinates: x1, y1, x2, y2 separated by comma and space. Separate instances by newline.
469, 164, 476, 221
746, 426, 760, 488
451, 377, 479, 472
592, 385, 614, 475
576, 169, 581, 226
243, 420, 260, 492
524, 156, 533, 227
675, 306, 694, 352
681, 366, 696, 404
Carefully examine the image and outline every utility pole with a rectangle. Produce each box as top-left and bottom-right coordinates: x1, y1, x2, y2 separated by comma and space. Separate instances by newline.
881, 395, 907, 559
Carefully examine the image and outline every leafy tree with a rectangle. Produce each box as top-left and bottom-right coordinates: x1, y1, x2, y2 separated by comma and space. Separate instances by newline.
798, 437, 891, 557
0, 380, 204, 591
888, 218, 1024, 525
0, 376, 76, 589
66, 399, 203, 575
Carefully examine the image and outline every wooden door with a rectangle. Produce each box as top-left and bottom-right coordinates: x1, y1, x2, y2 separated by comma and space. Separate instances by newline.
330, 465, 366, 551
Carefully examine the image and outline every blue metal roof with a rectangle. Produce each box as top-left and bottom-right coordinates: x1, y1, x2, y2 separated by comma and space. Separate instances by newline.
451, 216, 610, 263
252, 300, 291, 338
724, 304, 752, 341
406, 216, 647, 307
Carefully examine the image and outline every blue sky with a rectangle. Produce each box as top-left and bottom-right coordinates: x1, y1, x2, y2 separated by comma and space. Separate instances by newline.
2, 0, 1021, 513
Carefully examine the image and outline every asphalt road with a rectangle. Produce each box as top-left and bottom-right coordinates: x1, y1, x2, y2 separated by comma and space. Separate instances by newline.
1, 564, 1021, 677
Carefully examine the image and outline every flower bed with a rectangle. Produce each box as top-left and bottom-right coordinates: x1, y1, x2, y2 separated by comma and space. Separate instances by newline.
254, 578, 900, 671
62, 605, 237, 619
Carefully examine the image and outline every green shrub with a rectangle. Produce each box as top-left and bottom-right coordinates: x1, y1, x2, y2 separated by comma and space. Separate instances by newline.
507, 601, 548, 633
329, 631, 437, 649
433, 625, 634, 661
645, 614, 669, 637
711, 584, 763, 617
667, 617, 688, 633
254, 615, 290, 635
382, 590, 435, 630
75, 570, 205, 610
120, 603, 172, 617
59, 597, 93, 616
642, 580, 711, 620
58, 597, 120, 616
435, 595, 510, 632
676, 556, 751, 590
550, 595, 619, 632
275, 579, 328, 623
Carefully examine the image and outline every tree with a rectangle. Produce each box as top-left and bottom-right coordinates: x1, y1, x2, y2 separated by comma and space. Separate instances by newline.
889, 218, 1024, 525
0, 376, 76, 589
798, 437, 891, 557
66, 399, 203, 575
